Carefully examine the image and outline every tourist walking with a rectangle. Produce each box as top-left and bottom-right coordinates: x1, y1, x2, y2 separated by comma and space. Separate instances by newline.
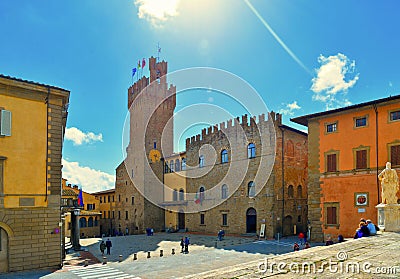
184, 236, 190, 254
106, 238, 112, 255
180, 237, 185, 253
100, 240, 106, 256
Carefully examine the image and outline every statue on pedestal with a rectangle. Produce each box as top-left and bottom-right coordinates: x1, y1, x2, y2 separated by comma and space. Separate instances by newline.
378, 162, 399, 204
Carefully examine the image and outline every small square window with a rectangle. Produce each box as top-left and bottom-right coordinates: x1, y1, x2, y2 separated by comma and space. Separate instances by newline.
355, 117, 367, 127
326, 123, 337, 133
390, 110, 400, 121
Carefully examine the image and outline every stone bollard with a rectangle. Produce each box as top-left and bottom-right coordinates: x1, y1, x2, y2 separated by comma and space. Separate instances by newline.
147, 251, 151, 258
133, 253, 137, 260
103, 257, 107, 265
119, 255, 123, 262
160, 250, 163, 257
171, 248, 175, 255
84, 259, 89, 267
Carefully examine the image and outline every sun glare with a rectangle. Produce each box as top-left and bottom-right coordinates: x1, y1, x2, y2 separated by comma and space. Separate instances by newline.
135, 0, 180, 24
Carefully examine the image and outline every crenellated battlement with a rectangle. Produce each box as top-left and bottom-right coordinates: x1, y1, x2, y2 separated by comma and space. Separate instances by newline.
127, 56, 172, 109
185, 111, 282, 146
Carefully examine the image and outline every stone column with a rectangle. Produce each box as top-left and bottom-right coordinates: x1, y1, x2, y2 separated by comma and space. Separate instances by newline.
72, 209, 81, 250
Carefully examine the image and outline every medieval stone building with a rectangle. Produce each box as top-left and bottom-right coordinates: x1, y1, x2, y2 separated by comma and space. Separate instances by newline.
183, 113, 308, 238
112, 59, 308, 238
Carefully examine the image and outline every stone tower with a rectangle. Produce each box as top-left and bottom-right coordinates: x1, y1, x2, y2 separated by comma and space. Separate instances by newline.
118, 57, 176, 233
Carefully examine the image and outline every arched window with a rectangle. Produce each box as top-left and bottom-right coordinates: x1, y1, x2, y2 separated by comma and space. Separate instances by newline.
88, 217, 94, 227
297, 185, 302, 198
221, 184, 228, 199
248, 181, 255, 197
175, 159, 180, 171
170, 160, 174, 172
173, 189, 178, 201
199, 155, 204, 168
221, 149, 228, 163
248, 143, 256, 159
288, 185, 294, 198
79, 217, 87, 228
164, 162, 169, 173
181, 158, 186, 170
179, 188, 185, 200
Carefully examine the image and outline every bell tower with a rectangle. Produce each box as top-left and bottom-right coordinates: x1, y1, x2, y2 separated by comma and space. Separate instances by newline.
123, 56, 176, 232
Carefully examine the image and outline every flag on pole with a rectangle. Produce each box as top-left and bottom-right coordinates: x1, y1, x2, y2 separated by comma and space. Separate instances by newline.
132, 68, 137, 78
142, 58, 146, 68
137, 60, 141, 69
78, 188, 84, 207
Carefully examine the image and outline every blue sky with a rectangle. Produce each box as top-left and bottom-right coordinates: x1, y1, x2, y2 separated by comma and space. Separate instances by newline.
1, 0, 399, 192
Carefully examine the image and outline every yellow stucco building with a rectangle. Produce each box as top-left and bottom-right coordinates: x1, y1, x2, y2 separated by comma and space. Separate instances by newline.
161, 152, 187, 231
0, 74, 69, 272
62, 179, 101, 239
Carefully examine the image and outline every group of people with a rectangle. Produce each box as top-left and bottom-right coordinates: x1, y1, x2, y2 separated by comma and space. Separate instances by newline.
180, 236, 190, 254
354, 218, 379, 239
99, 238, 113, 256
294, 232, 311, 251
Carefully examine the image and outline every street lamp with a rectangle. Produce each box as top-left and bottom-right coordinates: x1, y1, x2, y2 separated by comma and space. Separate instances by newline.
72, 208, 81, 251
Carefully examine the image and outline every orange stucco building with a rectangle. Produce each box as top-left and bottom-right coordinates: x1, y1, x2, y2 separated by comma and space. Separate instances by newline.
292, 95, 400, 241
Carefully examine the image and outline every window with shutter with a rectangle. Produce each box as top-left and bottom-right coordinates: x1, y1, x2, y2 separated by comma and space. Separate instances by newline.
0, 110, 11, 136
391, 145, 400, 166
327, 207, 337, 225
327, 154, 337, 172
356, 150, 367, 169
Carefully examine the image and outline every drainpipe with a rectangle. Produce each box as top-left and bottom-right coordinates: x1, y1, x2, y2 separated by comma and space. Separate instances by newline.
45, 87, 50, 202
279, 126, 285, 235
373, 104, 380, 204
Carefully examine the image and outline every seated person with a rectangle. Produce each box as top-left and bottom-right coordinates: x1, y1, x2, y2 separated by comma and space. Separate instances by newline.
293, 242, 300, 251
359, 221, 370, 237
325, 237, 334, 246
366, 219, 377, 236
304, 242, 311, 249
338, 234, 344, 243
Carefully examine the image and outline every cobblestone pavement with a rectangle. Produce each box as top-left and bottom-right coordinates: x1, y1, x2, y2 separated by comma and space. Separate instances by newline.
180, 232, 400, 279
2, 232, 399, 278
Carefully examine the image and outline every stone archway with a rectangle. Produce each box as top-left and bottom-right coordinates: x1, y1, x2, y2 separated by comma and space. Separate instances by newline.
246, 208, 257, 233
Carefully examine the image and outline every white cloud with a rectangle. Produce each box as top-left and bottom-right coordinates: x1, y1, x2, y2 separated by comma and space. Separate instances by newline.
279, 101, 301, 116
134, 0, 180, 27
311, 53, 359, 109
65, 127, 103, 146
62, 159, 115, 193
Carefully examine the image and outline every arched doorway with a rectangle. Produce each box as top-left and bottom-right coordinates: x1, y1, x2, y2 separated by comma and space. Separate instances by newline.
178, 210, 185, 230
246, 208, 257, 233
283, 215, 293, 236
0, 227, 9, 272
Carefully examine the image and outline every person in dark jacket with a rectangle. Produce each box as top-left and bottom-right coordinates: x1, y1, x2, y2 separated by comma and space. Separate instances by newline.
184, 236, 190, 254
106, 238, 112, 255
